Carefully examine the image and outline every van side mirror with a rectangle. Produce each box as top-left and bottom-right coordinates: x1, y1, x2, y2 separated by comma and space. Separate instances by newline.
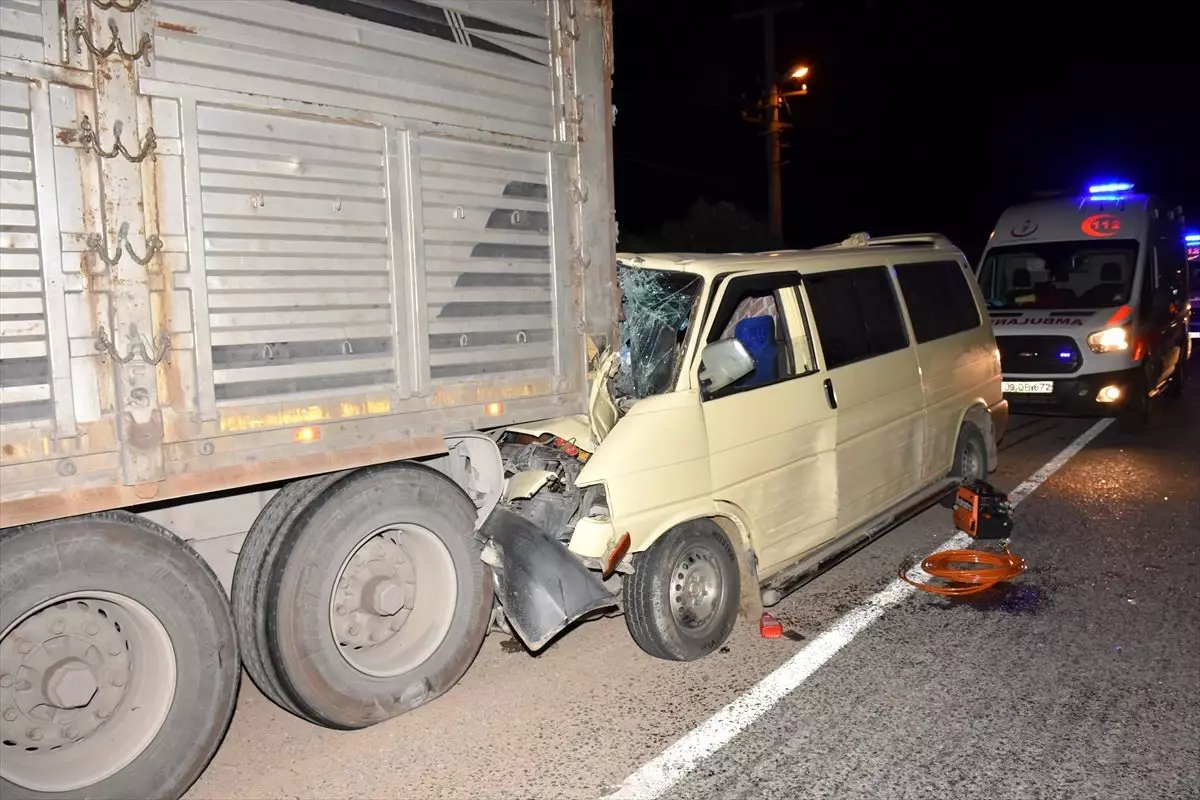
698, 338, 755, 396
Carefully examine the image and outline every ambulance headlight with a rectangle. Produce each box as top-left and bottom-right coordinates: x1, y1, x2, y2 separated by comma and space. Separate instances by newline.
1086, 326, 1130, 353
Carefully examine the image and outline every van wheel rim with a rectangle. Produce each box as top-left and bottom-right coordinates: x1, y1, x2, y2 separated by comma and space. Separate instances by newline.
961, 440, 985, 481
330, 525, 458, 677
0, 592, 177, 793
669, 546, 721, 630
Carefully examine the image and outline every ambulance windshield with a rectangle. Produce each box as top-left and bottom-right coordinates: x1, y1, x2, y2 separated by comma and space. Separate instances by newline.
978, 240, 1139, 310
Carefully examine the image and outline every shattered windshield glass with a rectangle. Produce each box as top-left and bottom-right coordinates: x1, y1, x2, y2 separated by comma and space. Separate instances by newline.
615, 264, 703, 399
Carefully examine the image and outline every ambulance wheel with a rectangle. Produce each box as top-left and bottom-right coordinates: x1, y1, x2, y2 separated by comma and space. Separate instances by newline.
1118, 371, 1152, 432
1165, 354, 1186, 398
940, 423, 988, 508
624, 521, 740, 662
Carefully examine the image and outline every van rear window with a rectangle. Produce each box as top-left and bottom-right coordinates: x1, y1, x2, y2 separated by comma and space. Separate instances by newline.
894, 260, 981, 343
804, 267, 908, 369
978, 240, 1139, 310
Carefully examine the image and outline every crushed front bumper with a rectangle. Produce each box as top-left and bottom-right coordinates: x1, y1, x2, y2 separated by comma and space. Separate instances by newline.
480, 507, 617, 652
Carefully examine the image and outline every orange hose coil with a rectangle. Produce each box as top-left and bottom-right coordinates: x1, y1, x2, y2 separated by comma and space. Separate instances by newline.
899, 548, 1027, 596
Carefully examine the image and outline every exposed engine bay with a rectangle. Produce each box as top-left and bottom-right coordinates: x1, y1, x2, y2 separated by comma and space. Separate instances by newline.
497, 432, 606, 544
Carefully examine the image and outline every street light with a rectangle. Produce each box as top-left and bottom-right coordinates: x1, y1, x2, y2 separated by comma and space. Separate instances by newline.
743, 64, 812, 246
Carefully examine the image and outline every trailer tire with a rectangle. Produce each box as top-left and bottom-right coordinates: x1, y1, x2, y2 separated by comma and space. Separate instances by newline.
234, 463, 492, 729
232, 471, 348, 718
0, 512, 239, 800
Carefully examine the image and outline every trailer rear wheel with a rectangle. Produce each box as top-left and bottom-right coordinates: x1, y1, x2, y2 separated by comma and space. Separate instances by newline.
0, 512, 239, 800
232, 464, 492, 729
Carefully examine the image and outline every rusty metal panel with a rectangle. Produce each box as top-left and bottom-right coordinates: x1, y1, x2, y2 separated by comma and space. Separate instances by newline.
193, 104, 397, 405
2, 0, 613, 528
417, 136, 557, 385
0, 0, 46, 64
150, 0, 554, 142
557, 0, 617, 343
0, 76, 54, 424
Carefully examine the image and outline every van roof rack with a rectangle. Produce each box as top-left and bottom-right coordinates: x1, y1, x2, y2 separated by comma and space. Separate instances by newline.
815, 232, 953, 250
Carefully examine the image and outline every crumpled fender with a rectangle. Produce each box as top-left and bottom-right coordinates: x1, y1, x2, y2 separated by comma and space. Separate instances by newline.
481, 506, 616, 652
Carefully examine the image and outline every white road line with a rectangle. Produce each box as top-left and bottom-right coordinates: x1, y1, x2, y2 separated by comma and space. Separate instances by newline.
608, 418, 1114, 800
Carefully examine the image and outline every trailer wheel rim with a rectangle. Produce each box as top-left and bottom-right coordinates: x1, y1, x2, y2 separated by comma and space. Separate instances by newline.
329, 524, 458, 677
669, 545, 722, 630
0, 592, 177, 793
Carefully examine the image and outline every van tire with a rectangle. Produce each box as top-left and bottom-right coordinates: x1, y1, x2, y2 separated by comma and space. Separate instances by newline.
624, 521, 740, 662
232, 471, 349, 718
232, 464, 492, 730
0, 512, 239, 800
940, 423, 989, 507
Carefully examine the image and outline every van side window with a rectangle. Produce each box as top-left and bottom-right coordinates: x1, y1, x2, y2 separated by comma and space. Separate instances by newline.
893, 260, 982, 343
1159, 240, 1187, 298
703, 272, 815, 400
803, 267, 909, 369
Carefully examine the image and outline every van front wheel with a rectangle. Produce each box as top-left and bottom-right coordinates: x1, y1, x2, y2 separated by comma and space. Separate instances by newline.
940, 422, 988, 507
624, 521, 740, 662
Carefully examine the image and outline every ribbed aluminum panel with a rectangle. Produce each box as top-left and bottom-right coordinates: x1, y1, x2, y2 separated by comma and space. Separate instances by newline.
196, 103, 397, 403
419, 137, 555, 383
0, 77, 52, 424
0, 0, 44, 63
152, 0, 553, 142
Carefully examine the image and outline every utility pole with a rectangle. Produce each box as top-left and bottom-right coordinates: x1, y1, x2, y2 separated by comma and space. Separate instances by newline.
735, 1, 806, 247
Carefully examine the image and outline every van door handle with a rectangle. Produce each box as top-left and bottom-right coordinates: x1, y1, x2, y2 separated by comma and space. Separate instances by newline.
823, 378, 838, 409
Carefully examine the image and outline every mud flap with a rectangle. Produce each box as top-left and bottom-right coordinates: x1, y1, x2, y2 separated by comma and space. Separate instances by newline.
481, 506, 616, 652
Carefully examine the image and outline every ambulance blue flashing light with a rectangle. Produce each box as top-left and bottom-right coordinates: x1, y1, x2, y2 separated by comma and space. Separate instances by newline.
1088, 181, 1135, 194
1186, 233, 1200, 244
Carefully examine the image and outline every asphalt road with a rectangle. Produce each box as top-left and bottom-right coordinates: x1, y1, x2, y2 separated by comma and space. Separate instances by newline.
188, 360, 1199, 800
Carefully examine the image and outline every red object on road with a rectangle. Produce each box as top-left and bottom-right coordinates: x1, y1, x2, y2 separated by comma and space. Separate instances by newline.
759, 613, 783, 638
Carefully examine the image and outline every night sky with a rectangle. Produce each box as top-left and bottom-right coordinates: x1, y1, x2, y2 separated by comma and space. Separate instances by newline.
611, 0, 1198, 261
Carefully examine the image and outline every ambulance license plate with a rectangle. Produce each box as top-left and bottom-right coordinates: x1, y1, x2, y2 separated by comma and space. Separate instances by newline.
1003, 380, 1054, 394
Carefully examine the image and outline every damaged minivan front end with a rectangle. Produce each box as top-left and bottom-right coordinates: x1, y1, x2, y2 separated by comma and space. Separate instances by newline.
480, 261, 705, 651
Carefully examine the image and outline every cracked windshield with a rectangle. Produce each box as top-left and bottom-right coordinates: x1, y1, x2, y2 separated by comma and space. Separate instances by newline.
614, 264, 703, 399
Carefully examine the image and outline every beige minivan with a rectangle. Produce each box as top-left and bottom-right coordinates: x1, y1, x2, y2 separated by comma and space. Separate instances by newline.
482, 232, 1008, 660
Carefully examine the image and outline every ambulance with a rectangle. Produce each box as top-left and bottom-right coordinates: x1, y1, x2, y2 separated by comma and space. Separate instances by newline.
1188, 232, 1200, 338
977, 182, 1191, 429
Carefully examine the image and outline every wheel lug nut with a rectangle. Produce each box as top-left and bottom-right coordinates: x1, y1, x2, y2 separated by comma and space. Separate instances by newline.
335, 605, 346, 616
0, 674, 12, 688
3, 708, 16, 722
96, 706, 109, 719
63, 724, 79, 740
86, 623, 99, 636
28, 728, 42, 741
51, 620, 65, 634
16, 641, 32, 655
111, 675, 126, 688
347, 625, 359, 636
368, 631, 379, 642
109, 645, 122, 656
